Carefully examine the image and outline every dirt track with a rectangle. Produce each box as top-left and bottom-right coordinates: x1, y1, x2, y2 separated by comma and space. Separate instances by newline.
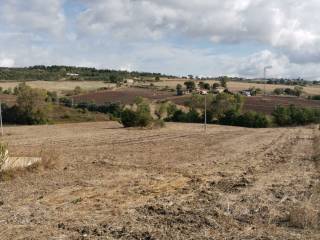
0, 122, 319, 239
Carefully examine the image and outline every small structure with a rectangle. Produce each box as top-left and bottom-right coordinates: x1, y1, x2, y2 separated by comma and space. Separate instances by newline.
212, 87, 225, 94
199, 90, 208, 95
67, 73, 79, 77
125, 79, 135, 85
240, 90, 252, 97
0, 145, 42, 172
182, 90, 191, 95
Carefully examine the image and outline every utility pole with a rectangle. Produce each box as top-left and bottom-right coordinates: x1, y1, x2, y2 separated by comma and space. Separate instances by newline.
204, 94, 207, 133
0, 101, 3, 137
264, 66, 272, 95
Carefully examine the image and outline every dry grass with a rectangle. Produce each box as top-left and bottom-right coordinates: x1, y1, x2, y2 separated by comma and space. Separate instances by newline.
0, 144, 60, 181
0, 81, 114, 93
289, 204, 319, 229
313, 125, 320, 165
0, 122, 320, 239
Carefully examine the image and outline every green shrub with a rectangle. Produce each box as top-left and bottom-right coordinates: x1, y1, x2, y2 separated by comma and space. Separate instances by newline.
272, 105, 320, 126
237, 111, 270, 128
167, 108, 202, 123
311, 95, 320, 100
176, 84, 183, 96
3, 83, 50, 125
208, 93, 244, 120
120, 109, 152, 128
120, 98, 153, 128
219, 110, 270, 128
120, 109, 139, 127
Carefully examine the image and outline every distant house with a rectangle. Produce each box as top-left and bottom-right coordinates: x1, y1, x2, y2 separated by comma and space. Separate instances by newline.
67, 73, 79, 77
240, 90, 252, 97
125, 79, 134, 85
182, 90, 191, 95
199, 90, 208, 95
212, 87, 225, 94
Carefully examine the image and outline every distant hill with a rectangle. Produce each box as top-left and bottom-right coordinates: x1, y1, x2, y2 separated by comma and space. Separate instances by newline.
0, 65, 177, 82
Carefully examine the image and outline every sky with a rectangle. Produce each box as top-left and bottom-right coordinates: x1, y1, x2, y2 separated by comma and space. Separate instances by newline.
1, 0, 320, 80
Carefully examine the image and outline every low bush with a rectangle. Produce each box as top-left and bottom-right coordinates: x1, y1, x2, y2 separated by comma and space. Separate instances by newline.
272, 105, 320, 126
120, 108, 153, 128
167, 108, 202, 123
75, 101, 123, 118
120, 98, 153, 128
273, 86, 303, 97
237, 111, 270, 128
311, 95, 320, 100
219, 110, 270, 128
2, 83, 50, 125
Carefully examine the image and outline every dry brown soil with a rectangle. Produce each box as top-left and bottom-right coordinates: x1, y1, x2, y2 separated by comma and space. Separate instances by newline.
0, 122, 319, 239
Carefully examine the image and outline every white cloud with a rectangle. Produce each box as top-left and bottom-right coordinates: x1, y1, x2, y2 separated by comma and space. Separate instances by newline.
1, 0, 320, 79
0, 57, 15, 67
0, 0, 66, 36
77, 0, 320, 64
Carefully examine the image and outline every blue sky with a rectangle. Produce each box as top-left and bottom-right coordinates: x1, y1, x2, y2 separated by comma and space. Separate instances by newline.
1, 0, 320, 80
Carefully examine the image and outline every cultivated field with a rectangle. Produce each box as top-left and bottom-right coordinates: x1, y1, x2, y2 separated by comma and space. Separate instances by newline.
170, 95, 320, 114
0, 81, 113, 93
244, 95, 320, 114
154, 79, 320, 96
0, 122, 319, 239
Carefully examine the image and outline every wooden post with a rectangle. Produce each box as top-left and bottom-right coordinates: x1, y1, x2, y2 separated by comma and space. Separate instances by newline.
0, 101, 3, 137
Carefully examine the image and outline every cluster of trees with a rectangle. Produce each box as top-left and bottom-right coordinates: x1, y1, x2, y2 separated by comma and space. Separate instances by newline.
272, 105, 320, 126
266, 78, 309, 86
120, 97, 166, 128
74, 97, 164, 128
4, 83, 319, 129
0, 66, 175, 82
273, 86, 304, 97
167, 92, 320, 128
2, 83, 51, 124
176, 78, 229, 96
75, 102, 123, 119
219, 110, 270, 128
309, 95, 320, 101
165, 93, 268, 128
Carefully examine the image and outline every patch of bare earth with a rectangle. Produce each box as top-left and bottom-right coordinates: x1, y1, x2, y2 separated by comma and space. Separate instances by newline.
0, 122, 319, 239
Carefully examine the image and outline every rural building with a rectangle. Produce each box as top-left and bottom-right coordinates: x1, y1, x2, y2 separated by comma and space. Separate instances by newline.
125, 79, 135, 85
240, 90, 252, 97
212, 87, 225, 94
67, 73, 79, 77
199, 90, 208, 95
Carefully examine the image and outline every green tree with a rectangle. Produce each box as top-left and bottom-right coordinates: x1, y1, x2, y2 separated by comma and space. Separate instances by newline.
203, 83, 211, 90
120, 98, 153, 128
74, 86, 82, 95
212, 83, 220, 89
155, 102, 168, 119
294, 86, 303, 97
209, 93, 244, 120
184, 81, 196, 91
15, 83, 49, 124
219, 76, 228, 88
176, 84, 183, 96
274, 88, 284, 95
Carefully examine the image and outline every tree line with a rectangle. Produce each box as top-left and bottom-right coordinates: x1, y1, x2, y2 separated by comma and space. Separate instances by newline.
2, 83, 319, 128
0, 66, 176, 82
